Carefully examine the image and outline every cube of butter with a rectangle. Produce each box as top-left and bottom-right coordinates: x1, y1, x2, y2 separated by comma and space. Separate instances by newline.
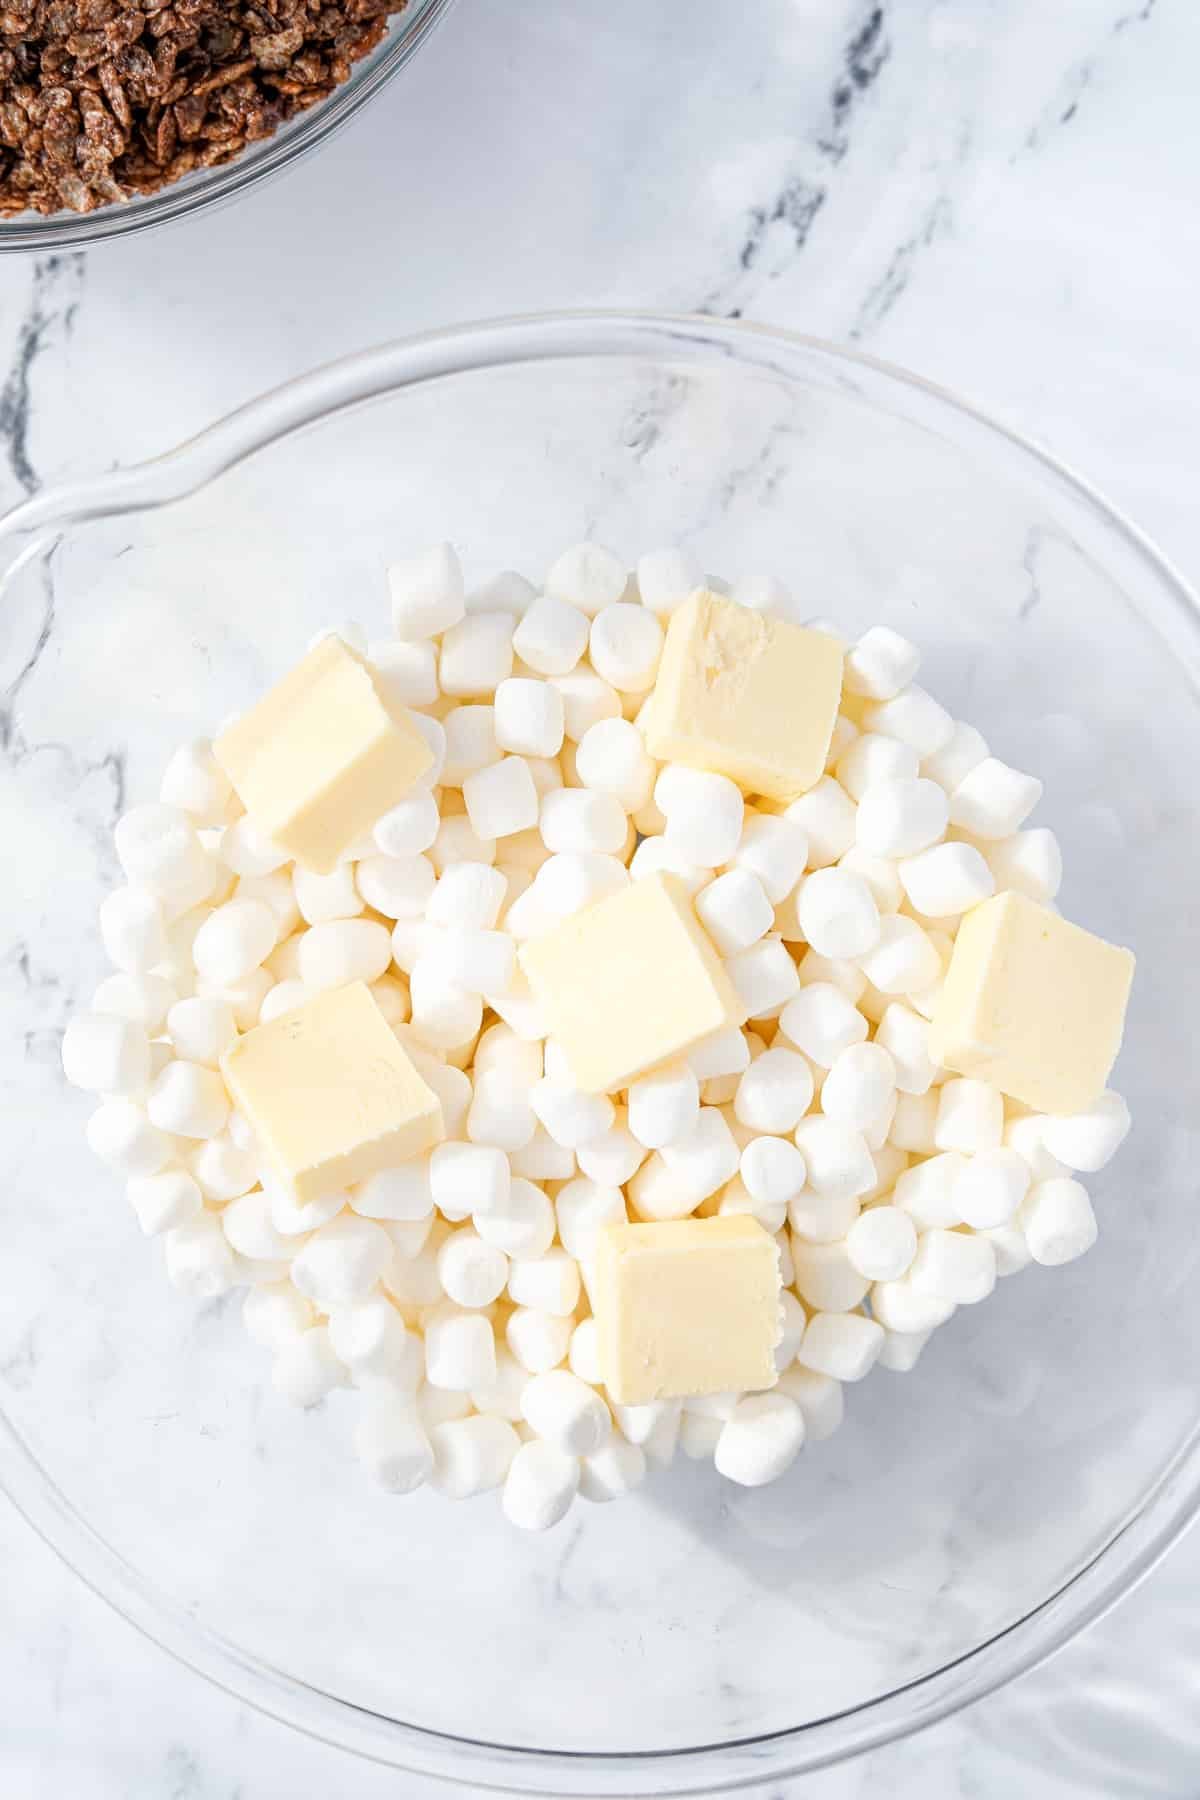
221, 981, 444, 1201
643, 590, 844, 802
214, 637, 433, 873
517, 872, 746, 1094
930, 890, 1134, 1114
594, 1217, 782, 1404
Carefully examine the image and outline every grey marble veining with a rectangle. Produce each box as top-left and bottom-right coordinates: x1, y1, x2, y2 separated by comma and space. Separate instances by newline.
1, 1, 1198, 1795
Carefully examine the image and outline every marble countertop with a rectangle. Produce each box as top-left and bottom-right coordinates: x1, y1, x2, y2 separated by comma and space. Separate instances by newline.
3, 1, 1198, 1794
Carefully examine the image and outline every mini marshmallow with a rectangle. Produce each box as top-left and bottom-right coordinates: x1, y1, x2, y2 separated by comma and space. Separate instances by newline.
189, 1133, 257, 1200
389, 542, 465, 640
463, 756, 540, 841
783, 778, 857, 867
427, 861, 507, 931
492, 677, 565, 758
688, 1027, 752, 1083
798, 868, 882, 961
589, 603, 663, 693
439, 612, 514, 698
357, 1398, 435, 1494
733, 1047, 815, 1134
115, 803, 215, 908
576, 1112, 647, 1188
877, 1327, 933, 1373
949, 757, 1042, 839
221, 1189, 293, 1262
546, 542, 627, 615
507, 1248, 581, 1317
934, 1078, 1004, 1154
655, 766, 744, 867
910, 1227, 997, 1304
575, 717, 655, 811
147, 1059, 230, 1140
530, 851, 630, 924
87, 1099, 172, 1175
373, 791, 440, 858
857, 916, 942, 997
425, 1308, 497, 1391
430, 1141, 510, 1220
349, 1157, 434, 1223
636, 547, 700, 617
408, 957, 483, 1049
658, 1106, 742, 1203
327, 1294, 412, 1374
714, 1393, 805, 1488
292, 863, 362, 927
63, 1013, 151, 1096
873, 1003, 935, 1097
368, 637, 439, 709
727, 938, 800, 1019
507, 1305, 574, 1373
512, 595, 590, 675
1018, 1177, 1098, 1265
466, 1072, 536, 1152
861, 686, 954, 757
485, 969, 549, 1042
166, 995, 237, 1069
539, 787, 627, 856
466, 569, 537, 617
820, 1043, 896, 1134
890, 1091, 939, 1153
470, 1345, 529, 1421
356, 853, 435, 921
694, 870, 774, 957
984, 827, 1063, 903
579, 1437, 647, 1502
271, 1326, 347, 1406
291, 1214, 392, 1306
100, 886, 168, 975
893, 1152, 966, 1228
164, 1211, 237, 1298
795, 948, 868, 1002
835, 732, 919, 802
776, 1365, 844, 1441
898, 841, 994, 918
923, 721, 989, 793
778, 983, 868, 1067
793, 1116, 876, 1202
191, 897, 277, 985
243, 1280, 315, 1349
502, 1439, 580, 1531
554, 1178, 627, 1265
984, 1223, 1035, 1277
567, 1317, 602, 1386
383, 1237, 445, 1308
1040, 1091, 1131, 1173
551, 669, 623, 741
521, 1369, 611, 1455
797, 1311, 883, 1382
740, 1135, 808, 1208
437, 1229, 510, 1308
127, 1168, 203, 1236
627, 836, 710, 894
953, 1148, 1031, 1228
430, 928, 515, 998
856, 778, 948, 860
417, 1384, 473, 1428
473, 1176, 557, 1260
160, 738, 236, 826
220, 815, 289, 879
92, 972, 176, 1034
825, 714, 859, 770
846, 1205, 917, 1281
530, 1077, 615, 1150
627, 1060, 700, 1150
791, 1238, 870, 1313
733, 813, 809, 905
837, 847, 903, 915
871, 1276, 956, 1333
431, 1415, 519, 1498
296, 919, 392, 990
441, 705, 500, 786
474, 1021, 544, 1083
612, 1398, 679, 1448
204, 965, 273, 1032
843, 626, 921, 701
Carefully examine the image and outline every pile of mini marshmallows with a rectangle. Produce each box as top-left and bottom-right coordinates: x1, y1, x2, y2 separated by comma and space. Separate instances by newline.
61, 542, 1132, 1531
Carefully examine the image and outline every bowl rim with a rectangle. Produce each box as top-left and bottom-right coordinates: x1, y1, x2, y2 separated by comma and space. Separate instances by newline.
0, 0, 455, 253
2, 309, 1198, 1794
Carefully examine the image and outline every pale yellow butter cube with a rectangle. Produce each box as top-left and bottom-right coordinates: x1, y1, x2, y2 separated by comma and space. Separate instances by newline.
643, 590, 844, 802
930, 890, 1134, 1114
221, 981, 443, 1202
594, 1217, 781, 1404
517, 872, 746, 1094
214, 637, 432, 873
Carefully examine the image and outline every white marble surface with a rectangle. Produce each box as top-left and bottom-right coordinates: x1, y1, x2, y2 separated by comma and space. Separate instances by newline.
2, 0, 1199, 1794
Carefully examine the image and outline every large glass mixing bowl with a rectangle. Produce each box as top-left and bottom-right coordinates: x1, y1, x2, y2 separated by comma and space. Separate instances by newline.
0, 314, 1197, 1794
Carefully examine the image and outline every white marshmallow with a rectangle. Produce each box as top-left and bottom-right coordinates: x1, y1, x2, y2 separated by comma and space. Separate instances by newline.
857, 915, 942, 996
714, 1393, 805, 1488
984, 1223, 1035, 1276
845, 1205, 917, 1280
835, 732, 919, 802
795, 949, 868, 1003
243, 1281, 315, 1349
426, 861, 507, 931
474, 1177, 557, 1260
417, 1384, 473, 1429
1018, 1177, 1098, 1265
166, 995, 237, 1068
147, 1059, 229, 1140
502, 1440, 580, 1531
733, 812, 809, 904
791, 1236, 870, 1313
407, 956, 483, 1050
470, 1345, 529, 1421
530, 1076, 615, 1150
627, 1060, 700, 1150
425, 1308, 497, 1391
659, 1107, 742, 1203
820, 1043, 896, 1134
431, 1415, 519, 1498
551, 669, 623, 739
689, 871, 771, 960
410, 714, 448, 789
62, 1013, 151, 1096
220, 1189, 292, 1262
776, 1365, 844, 1440
87, 1099, 172, 1175
890, 1090, 938, 1154
367, 638, 440, 709
507, 1249, 581, 1318
740, 1135, 807, 1208
350, 1158, 433, 1223
292, 864, 362, 927
507, 1306, 573, 1373
430, 928, 515, 998
910, 1227, 996, 1304
877, 1327, 933, 1373
100, 886, 168, 975
388, 542, 465, 640
898, 841, 994, 917
466, 569, 537, 617
778, 983, 867, 1067
485, 969, 549, 1041
219, 815, 289, 879
984, 827, 1063, 903
627, 1153, 700, 1221
357, 1397, 435, 1494
429, 1141, 510, 1221
271, 1326, 347, 1406
474, 1022, 543, 1083
843, 626, 921, 702
383, 1236, 444, 1308
837, 847, 903, 914
861, 686, 954, 757
589, 603, 663, 693
372, 791, 441, 859
356, 853, 435, 921
793, 1116, 875, 1202
733, 1047, 814, 1134
554, 1177, 627, 1262
439, 611, 514, 698
92, 972, 176, 1034
855, 778, 948, 860
636, 547, 700, 617
164, 1211, 237, 1298
296, 919, 392, 990
575, 717, 655, 811
655, 765, 743, 867
437, 1229, 509, 1308
546, 542, 627, 615
466, 1071, 536, 1152
949, 757, 1042, 839
783, 777, 857, 867
492, 677, 565, 758
579, 1437, 647, 1501
127, 1168, 203, 1236
567, 1318, 602, 1386
870, 1276, 956, 1333
539, 787, 627, 856
575, 1111, 646, 1188
512, 595, 590, 675
115, 803, 215, 908
797, 868, 881, 961
463, 756, 540, 841
893, 1152, 966, 1228
798, 1311, 883, 1381
873, 1003, 935, 1097
612, 1399, 679, 1446
189, 1133, 257, 1200
530, 851, 630, 925
327, 1294, 412, 1374
727, 937, 800, 1019
292, 1214, 392, 1306
441, 705, 500, 785
923, 721, 989, 793
688, 1027, 752, 1083
934, 1078, 1004, 1154
627, 836, 710, 894
521, 1369, 611, 1455
1040, 1091, 1131, 1173
203, 965, 273, 1032
953, 1148, 1031, 1228
159, 738, 235, 826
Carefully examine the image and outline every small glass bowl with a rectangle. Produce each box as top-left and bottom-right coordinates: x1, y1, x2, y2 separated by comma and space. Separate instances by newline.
1, 314, 1198, 1794
0, 0, 453, 252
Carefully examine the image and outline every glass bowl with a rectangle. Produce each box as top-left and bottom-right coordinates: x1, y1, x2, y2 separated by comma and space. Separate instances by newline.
1, 313, 1197, 1795
0, 0, 453, 252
